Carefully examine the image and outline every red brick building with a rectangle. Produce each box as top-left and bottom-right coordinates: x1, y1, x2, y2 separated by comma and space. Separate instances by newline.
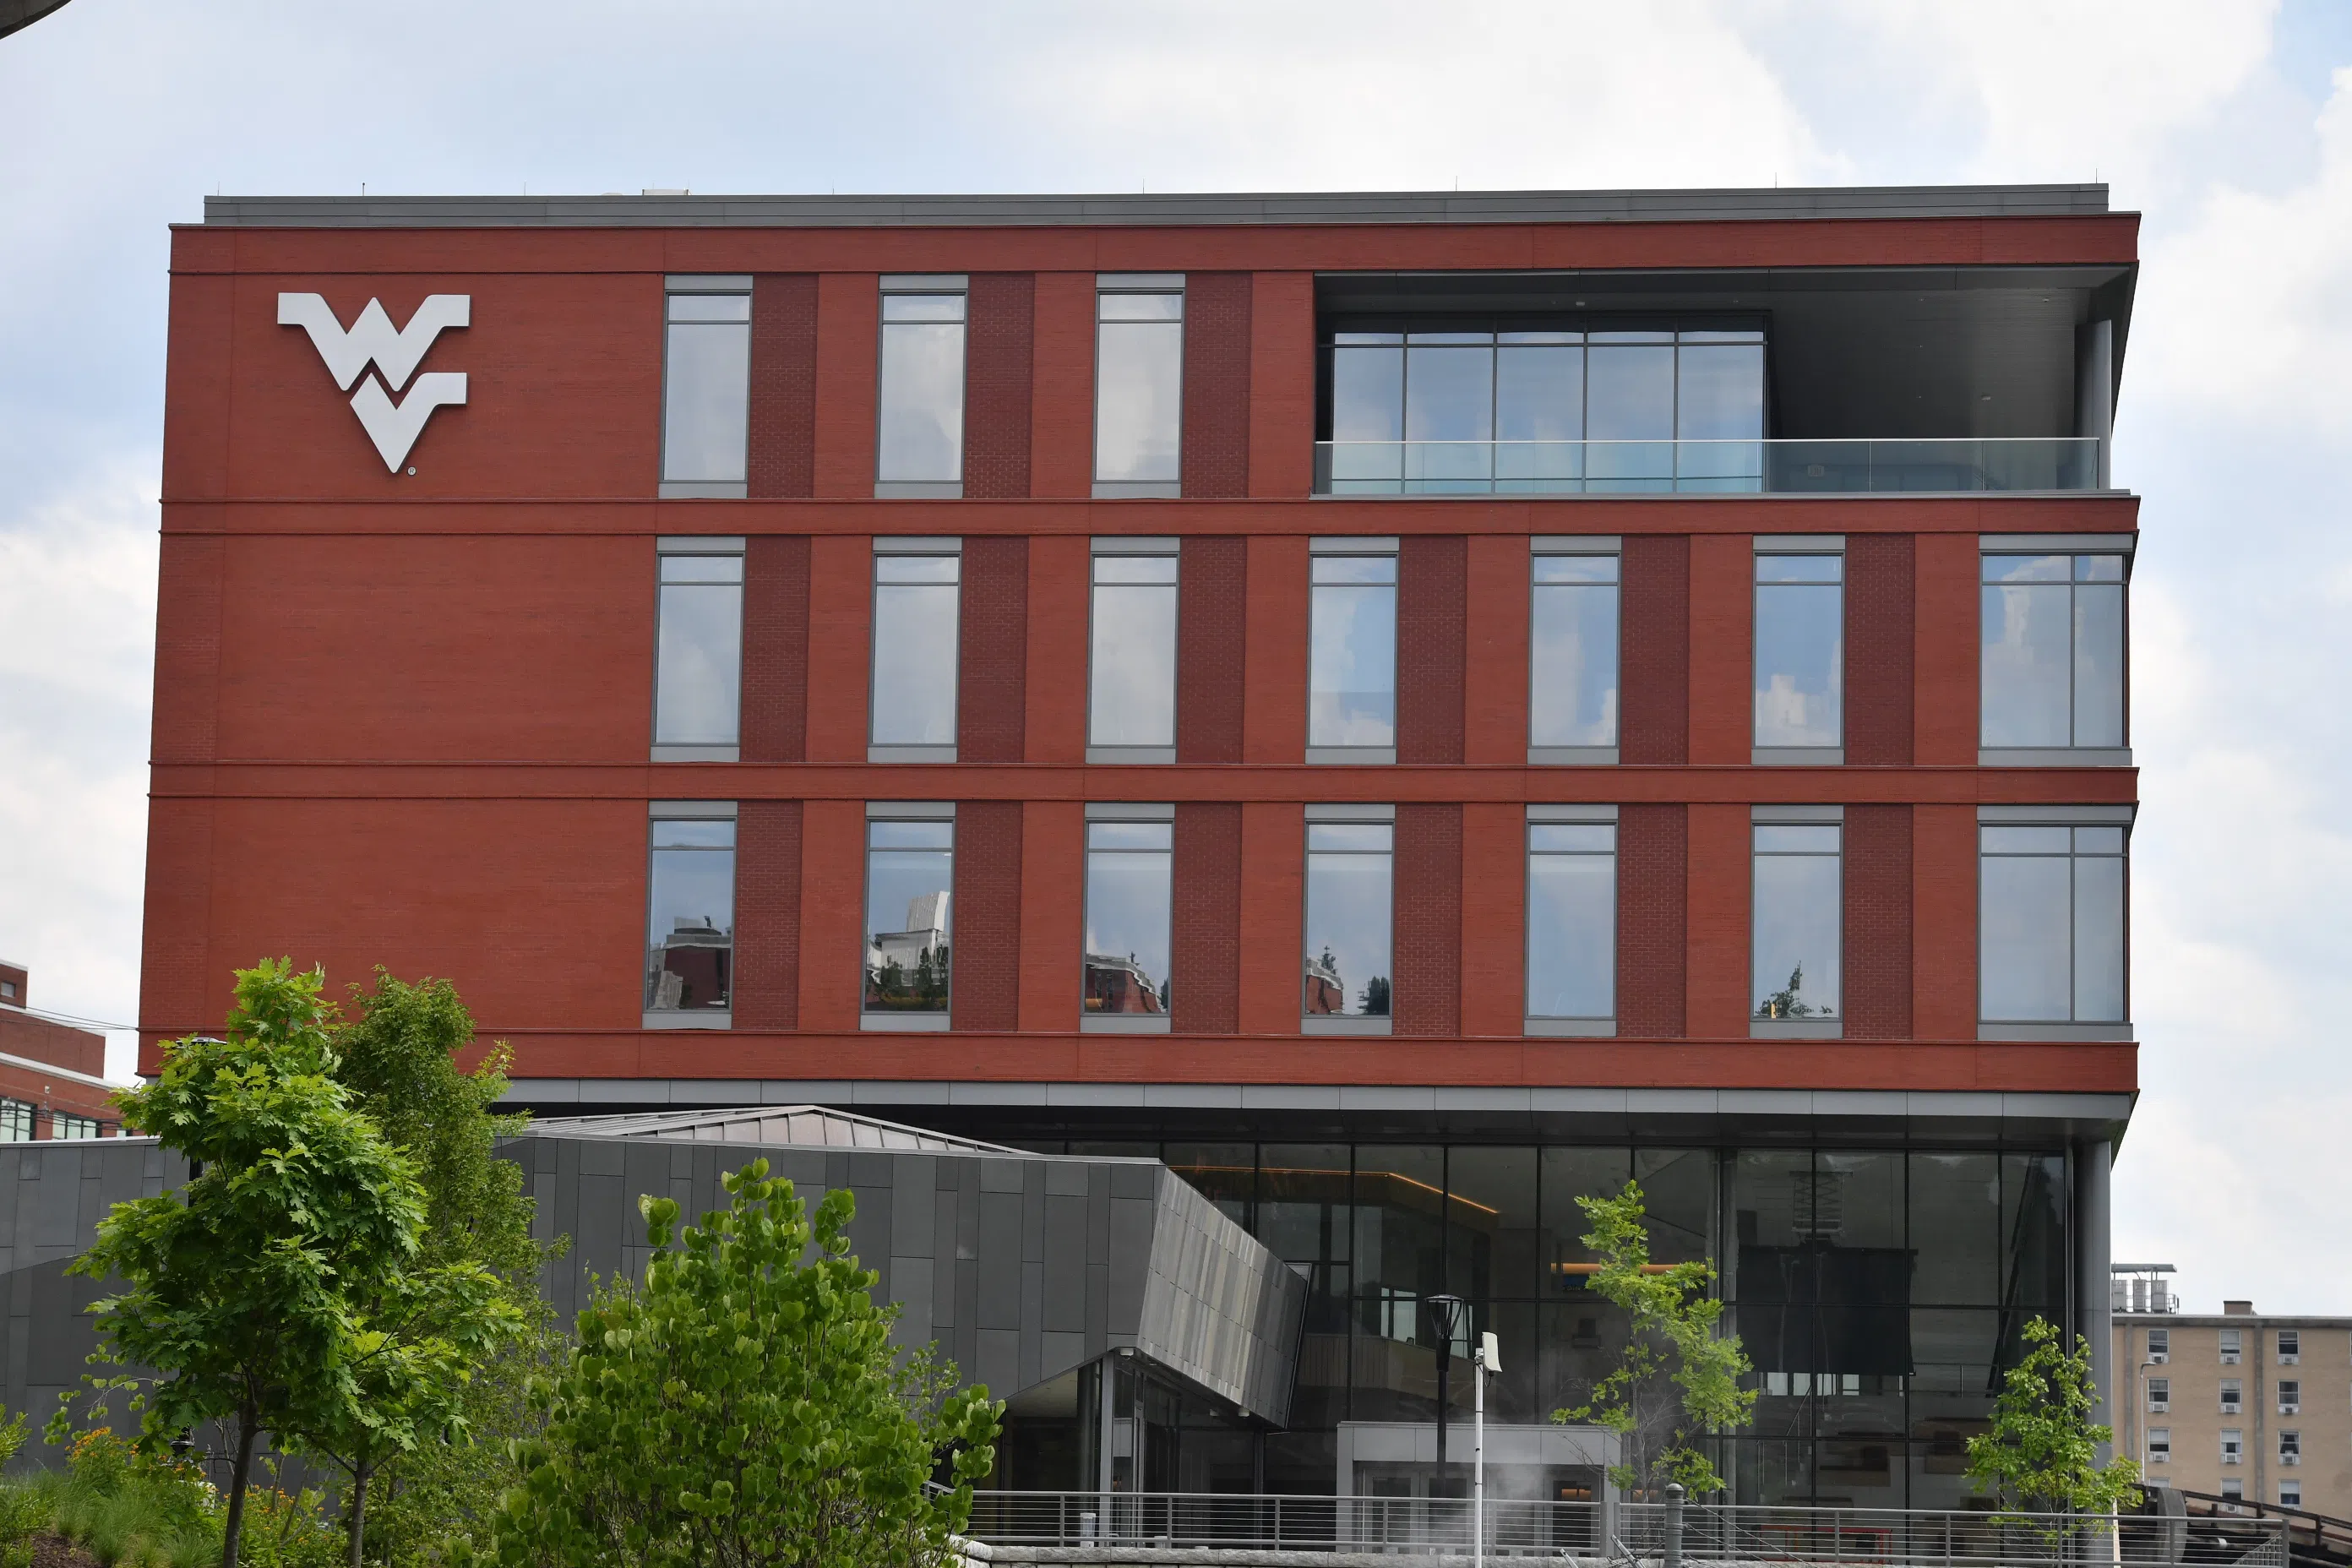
0, 962, 121, 1137
146, 186, 2137, 1501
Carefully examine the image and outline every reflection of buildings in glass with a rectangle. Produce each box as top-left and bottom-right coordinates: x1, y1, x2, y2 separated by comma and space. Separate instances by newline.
1084, 952, 1166, 1013
867, 891, 950, 1009
646, 917, 731, 1010
1304, 950, 1344, 1014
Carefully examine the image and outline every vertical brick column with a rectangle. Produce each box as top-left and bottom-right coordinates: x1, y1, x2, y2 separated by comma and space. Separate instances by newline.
1459, 803, 1525, 1037
812, 275, 879, 498
1398, 536, 1467, 765
958, 536, 1029, 763
1616, 804, 1688, 1038
1182, 274, 1253, 498
1842, 803, 1913, 1039
1393, 803, 1463, 1036
1248, 273, 1315, 498
1620, 536, 1690, 765
1173, 803, 1242, 1033
1913, 804, 1979, 1039
1847, 534, 1915, 766
965, 275, 1034, 499
740, 535, 809, 763
1464, 536, 1530, 765
1243, 536, 1309, 764
951, 801, 1024, 1033
1687, 536, 1752, 765
1685, 803, 1749, 1037
1029, 273, 1095, 498
1915, 533, 1980, 766
1018, 801, 1085, 1030
1024, 536, 1089, 764
1177, 536, 1247, 763
1237, 803, 1304, 1032
747, 275, 818, 498
803, 536, 871, 762
796, 798, 866, 1031
733, 800, 803, 1029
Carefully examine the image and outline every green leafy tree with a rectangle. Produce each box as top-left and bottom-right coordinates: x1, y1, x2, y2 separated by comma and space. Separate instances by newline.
471, 1158, 1000, 1568
1756, 962, 1833, 1020
1553, 1180, 1756, 1496
1967, 1315, 2142, 1529
58, 961, 429, 1568
324, 972, 564, 1568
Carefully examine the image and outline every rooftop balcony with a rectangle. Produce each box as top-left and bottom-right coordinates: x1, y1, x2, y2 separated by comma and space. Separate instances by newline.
1315, 435, 2103, 495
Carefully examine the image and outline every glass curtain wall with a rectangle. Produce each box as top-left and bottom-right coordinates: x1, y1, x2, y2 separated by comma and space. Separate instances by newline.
645, 814, 735, 1014
1323, 325, 1763, 493
1309, 547, 1398, 754
652, 545, 743, 750
1980, 552, 2129, 752
1528, 546, 1620, 754
661, 285, 750, 487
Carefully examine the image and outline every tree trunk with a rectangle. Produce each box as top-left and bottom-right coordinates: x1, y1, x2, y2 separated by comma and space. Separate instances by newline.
345, 1466, 370, 1568
221, 1412, 260, 1568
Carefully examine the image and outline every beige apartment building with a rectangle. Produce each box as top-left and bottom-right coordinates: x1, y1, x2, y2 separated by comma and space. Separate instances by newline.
2114, 1276, 2352, 1517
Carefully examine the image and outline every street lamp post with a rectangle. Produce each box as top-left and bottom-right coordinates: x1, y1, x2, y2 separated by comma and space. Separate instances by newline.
1426, 1293, 1467, 1473
1475, 1329, 1500, 1568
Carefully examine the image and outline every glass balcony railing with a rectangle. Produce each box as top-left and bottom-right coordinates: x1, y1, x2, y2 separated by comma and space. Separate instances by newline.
1313, 437, 2104, 495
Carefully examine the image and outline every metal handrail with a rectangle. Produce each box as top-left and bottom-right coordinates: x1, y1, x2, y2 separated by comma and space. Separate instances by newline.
960, 1491, 2288, 1565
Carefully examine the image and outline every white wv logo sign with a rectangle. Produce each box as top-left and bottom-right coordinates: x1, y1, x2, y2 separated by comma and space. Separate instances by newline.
278, 293, 470, 471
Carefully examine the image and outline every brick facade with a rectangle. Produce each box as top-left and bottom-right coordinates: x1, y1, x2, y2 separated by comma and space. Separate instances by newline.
732, 800, 803, 1029
1176, 536, 1247, 764
1397, 536, 1467, 766
747, 274, 818, 499
1848, 532, 1917, 767
1617, 803, 1689, 1038
1393, 803, 1464, 1036
1180, 274, 1252, 499
741, 534, 809, 763
950, 800, 1024, 1032
965, 274, 1035, 500
958, 536, 1028, 763
1843, 803, 1915, 1041
1171, 802, 1243, 1035
1620, 534, 1690, 765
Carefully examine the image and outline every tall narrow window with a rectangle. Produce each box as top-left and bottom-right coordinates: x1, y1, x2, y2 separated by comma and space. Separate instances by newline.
863, 806, 954, 1031
651, 536, 743, 760
1526, 808, 1615, 1033
1088, 538, 1179, 761
1981, 542, 2131, 761
1979, 808, 2131, 1035
1304, 807, 1392, 1032
875, 276, 966, 496
1528, 537, 1620, 762
660, 277, 751, 498
869, 540, 961, 762
1084, 806, 1173, 1032
1308, 539, 1398, 762
645, 805, 735, 1026
1094, 275, 1184, 497
1585, 329, 1675, 491
0, 1102, 27, 1142
1755, 540, 1844, 762
1753, 809, 1841, 1036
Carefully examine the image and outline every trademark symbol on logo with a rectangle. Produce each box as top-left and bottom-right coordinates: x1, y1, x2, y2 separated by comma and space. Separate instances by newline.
279, 292, 470, 471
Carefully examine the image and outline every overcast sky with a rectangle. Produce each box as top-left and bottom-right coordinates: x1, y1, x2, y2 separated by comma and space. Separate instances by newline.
3, 0, 2346, 1315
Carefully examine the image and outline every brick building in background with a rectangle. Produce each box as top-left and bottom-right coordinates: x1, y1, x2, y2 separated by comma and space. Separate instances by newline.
147, 185, 2139, 1503
0, 962, 120, 1138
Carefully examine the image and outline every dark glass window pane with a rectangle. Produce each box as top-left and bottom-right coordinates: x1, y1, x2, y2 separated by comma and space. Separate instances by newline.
1636, 1149, 1716, 1266
1910, 1153, 2001, 1306
1354, 1146, 1446, 1308
1446, 1147, 1538, 1299
1164, 1144, 1252, 1229
2001, 1153, 2069, 1315
1538, 1148, 1631, 1295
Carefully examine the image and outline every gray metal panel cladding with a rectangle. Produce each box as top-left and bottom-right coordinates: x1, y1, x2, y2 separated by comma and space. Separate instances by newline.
0, 1128, 1305, 1431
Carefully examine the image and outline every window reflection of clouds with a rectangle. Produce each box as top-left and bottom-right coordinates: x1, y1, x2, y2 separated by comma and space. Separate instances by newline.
1096, 291, 1184, 484
662, 303, 750, 484
1089, 554, 1178, 748
1527, 824, 1614, 1019
1085, 822, 1172, 1003
1530, 555, 1620, 749
877, 294, 966, 483
1305, 823, 1392, 1017
1979, 824, 2127, 1023
1980, 553, 2130, 749
1310, 554, 1397, 749
1755, 557, 1843, 749
654, 554, 742, 745
872, 556, 960, 747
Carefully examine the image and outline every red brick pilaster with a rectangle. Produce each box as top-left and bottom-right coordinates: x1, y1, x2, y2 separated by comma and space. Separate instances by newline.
951, 801, 1024, 1032
734, 800, 803, 1029
1181, 274, 1252, 498
741, 535, 808, 763
1393, 803, 1464, 1036
747, 275, 818, 498
958, 536, 1029, 763
965, 275, 1034, 499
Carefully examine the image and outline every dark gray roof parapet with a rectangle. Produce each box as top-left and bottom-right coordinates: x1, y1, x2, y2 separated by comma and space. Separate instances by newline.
202, 184, 2113, 229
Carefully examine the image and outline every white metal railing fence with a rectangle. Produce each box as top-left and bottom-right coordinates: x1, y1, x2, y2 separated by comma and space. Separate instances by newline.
960, 1491, 2288, 1565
